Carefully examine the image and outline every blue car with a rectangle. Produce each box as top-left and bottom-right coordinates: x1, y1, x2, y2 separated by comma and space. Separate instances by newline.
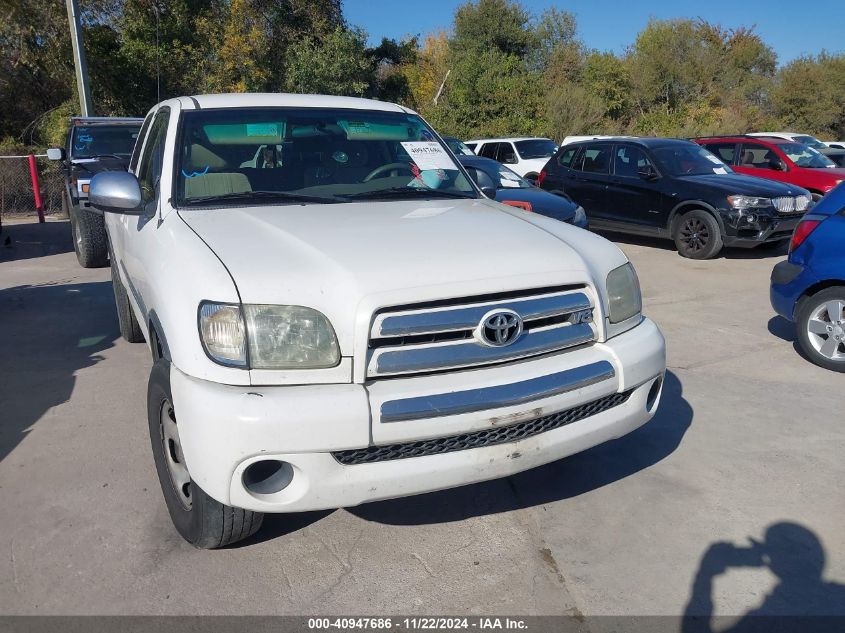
771, 184, 845, 371
458, 156, 588, 229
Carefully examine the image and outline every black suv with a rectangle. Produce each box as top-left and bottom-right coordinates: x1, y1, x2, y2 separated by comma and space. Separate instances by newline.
538, 137, 812, 259
48, 117, 143, 267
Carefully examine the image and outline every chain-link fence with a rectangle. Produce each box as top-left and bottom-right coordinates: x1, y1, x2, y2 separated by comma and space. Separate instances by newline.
0, 156, 66, 220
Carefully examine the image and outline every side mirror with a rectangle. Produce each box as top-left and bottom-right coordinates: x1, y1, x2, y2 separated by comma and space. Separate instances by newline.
768, 158, 785, 171
480, 186, 497, 199
89, 171, 144, 215
47, 148, 65, 161
638, 165, 659, 181
502, 156, 517, 165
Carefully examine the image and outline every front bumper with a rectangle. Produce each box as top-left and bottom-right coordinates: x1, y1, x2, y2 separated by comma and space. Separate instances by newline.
722, 211, 802, 248
170, 318, 666, 513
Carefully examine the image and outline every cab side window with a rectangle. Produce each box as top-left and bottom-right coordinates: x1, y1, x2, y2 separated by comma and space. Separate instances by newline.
614, 146, 654, 178
129, 113, 154, 173
136, 108, 170, 204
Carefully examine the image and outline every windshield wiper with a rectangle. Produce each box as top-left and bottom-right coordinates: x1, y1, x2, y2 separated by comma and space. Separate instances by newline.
75, 154, 126, 160
182, 190, 342, 206
341, 187, 476, 200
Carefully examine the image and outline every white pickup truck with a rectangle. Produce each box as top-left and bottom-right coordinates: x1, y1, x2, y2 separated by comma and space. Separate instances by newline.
90, 93, 666, 548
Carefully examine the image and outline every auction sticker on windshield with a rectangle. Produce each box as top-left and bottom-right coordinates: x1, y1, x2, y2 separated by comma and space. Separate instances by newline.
401, 142, 455, 171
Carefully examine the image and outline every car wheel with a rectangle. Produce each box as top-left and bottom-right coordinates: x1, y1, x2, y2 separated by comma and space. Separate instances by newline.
148, 360, 264, 548
69, 205, 108, 268
796, 287, 845, 372
673, 210, 723, 260
109, 249, 145, 343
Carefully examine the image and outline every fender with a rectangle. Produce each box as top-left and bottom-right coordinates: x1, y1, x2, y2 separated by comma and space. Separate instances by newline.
147, 310, 171, 362
666, 200, 727, 236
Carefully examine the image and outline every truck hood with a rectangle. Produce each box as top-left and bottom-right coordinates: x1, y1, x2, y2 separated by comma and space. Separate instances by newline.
178, 199, 596, 353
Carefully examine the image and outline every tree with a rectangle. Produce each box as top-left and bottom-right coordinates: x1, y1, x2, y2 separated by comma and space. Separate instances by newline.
284, 27, 375, 97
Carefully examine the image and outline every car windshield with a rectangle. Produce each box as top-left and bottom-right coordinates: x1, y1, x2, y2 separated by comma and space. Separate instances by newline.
444, 137, 475, 156
793, 135, 827, 150
515, 139, 557, 159
71, 125, 141, 159
176, 108, 475, 206
780, 143, 836, 168
651, 144, 733, 176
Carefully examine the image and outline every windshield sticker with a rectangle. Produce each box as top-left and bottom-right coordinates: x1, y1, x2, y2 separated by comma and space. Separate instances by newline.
401, 142, 455, 171
705, 154, 724, 165
713, 167, 727, 174
500, 179, 521, 188
246, 123, 280, 137
181, 166, 209, 179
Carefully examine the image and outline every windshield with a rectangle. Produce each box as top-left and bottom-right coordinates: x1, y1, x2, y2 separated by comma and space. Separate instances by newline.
651, 144, 733, 176
515, 139, 557, 159
780, 143, 836, 168
491, 165, 531, 189
71, 125, 141, 159
176, 108, 475, 206
793, 135, 827, 150
444, 137, 475, 156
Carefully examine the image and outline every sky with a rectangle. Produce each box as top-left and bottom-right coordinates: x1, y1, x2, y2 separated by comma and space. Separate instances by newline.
344, 0, 845, 64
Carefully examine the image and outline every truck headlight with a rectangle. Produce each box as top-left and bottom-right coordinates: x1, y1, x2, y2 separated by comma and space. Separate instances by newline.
243, 305, 340, 369
606, 263, 642, 324
727, 195, 771, 209
198, 302, 340, 369
199, 302, 247, 366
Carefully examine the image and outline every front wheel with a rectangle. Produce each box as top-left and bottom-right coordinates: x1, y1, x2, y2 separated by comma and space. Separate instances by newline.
673, 210, 723, 260
148, 360, 264, 548
69, 205, 108, 268
796, 287, 845, 372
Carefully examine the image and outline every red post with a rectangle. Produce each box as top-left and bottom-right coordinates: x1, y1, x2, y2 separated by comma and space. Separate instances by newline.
27, 154, 45, 223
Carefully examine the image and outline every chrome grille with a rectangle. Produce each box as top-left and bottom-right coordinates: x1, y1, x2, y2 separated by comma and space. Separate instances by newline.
367, 287, 596, 378
333, 390, 631, 465
773, 195, 810, 214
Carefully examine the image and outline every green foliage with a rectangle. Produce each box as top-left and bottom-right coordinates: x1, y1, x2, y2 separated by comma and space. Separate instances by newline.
284, 27, 374, 97
4, 0, 845, 150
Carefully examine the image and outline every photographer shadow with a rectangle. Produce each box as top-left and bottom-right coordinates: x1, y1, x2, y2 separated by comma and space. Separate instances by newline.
682, 522, 845, 633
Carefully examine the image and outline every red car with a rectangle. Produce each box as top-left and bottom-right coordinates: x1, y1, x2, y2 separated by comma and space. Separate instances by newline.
694, 135, 845, 201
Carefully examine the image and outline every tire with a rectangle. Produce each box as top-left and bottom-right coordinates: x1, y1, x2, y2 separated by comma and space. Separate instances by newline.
147, 360, 264, 548
673, 209, 724, 259
69, 205, 108, 268
795, 287, 845, 372
109, 251, 145, 343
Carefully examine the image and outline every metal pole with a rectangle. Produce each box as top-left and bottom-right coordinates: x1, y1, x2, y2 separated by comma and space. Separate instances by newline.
65, 0, 93, 116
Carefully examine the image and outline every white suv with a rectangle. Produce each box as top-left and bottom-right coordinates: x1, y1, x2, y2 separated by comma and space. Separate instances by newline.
90, 93, 666, 548
464, 137, 557, 179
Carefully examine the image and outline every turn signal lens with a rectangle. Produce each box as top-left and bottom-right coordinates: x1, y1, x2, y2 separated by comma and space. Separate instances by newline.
198, 302, 247, 366
789, 219, 822, 253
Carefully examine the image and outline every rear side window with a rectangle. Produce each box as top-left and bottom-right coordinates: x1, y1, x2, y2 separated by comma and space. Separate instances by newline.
575, 145, 611, 174
557, 146, 578, 168
614, 146, 654, 178
704, 142, 737, 165
478, 143, 499, 160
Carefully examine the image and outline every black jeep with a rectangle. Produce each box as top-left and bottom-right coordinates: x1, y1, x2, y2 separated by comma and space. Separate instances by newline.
539, 137, 812, 259
48, 117, 143, 267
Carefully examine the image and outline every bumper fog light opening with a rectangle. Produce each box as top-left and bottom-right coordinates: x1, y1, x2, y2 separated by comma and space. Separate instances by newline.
242, 460, 294, 495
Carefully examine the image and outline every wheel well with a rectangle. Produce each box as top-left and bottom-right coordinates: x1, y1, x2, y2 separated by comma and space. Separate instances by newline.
799, 280, 845, 304
667, 204, 723, 234
149, 322, 165, 362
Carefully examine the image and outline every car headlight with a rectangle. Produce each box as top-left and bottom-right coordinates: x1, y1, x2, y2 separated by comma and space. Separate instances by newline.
199, 302, 340, 369
606, 263, 642, 324
727, 195, 771, 210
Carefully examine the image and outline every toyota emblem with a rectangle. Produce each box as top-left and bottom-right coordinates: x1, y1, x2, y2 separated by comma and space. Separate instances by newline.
477, 310, 523, 347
